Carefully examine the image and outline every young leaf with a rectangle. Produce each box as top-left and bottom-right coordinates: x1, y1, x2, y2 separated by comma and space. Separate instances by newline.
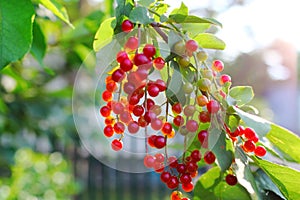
93, 17, 116, 51
208, 129, 234, 172
253, 157, 300, 200
194, 167, 251, 200
183, 16, 222, 27
129, 6, 153, 25
194, 33, 226, 50
0, 0, 35, 70
36, 0, 73, 27
228, 86, 254, 106
183, 23, 211, 38
168, 2, 188, 23
30, 21, 46, 65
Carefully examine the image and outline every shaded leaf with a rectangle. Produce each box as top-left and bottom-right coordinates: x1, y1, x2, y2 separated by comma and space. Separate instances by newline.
30, 21, 46, 65
0, 0, 35, 70
129, 6, 153, 25
194, 33, 226, 50
138, 0, 154, 7
229, 86, 254, 106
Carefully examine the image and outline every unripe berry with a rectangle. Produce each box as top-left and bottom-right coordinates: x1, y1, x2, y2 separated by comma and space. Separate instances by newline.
186, 120, 199, 132
196, 50, 208, 61
151, 118, 163, 130
220, 74, 231, 85
212, 60, 224, 72
197, 78, 211, 92
173, 41, 186, 56
183, 82, 194, 94
196, 95, 209, 107
178, 57, 190, 68
185, 40, 198, 52
183, 105, 196, 117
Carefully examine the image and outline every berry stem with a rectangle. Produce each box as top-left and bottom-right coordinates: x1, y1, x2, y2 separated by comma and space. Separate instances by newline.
150, 23, 168, 43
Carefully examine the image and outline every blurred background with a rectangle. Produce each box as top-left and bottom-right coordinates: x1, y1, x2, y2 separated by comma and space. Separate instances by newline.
0, 0, 299, 199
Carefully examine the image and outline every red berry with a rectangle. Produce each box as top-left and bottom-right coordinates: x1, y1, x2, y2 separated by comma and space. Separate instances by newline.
196, 95, 209, 107
176, 163, 187, 174
128, 121, 139, 134
138, 116, 148, 127
148, 135, 157, 147
121, 19, 134, 33
186, 161, 198, 172
143, 44, 156, 58
128, 94, 140, 105
244, 127, 259, 143
220, 74, 231, 85
145, 98, 155, 110
100, 106, 111, 117
161, 122, 172, 134
120, 58, 133, 72
153, 57, 165, 70
147, 84, 160, 97
112, 69, 125, 82
172, 103, 182, 114
103, 125, 114, 137
160, 171, 171, 183
134, 53, 150, 67
180, 173, 192, 184
204, 151, 216, 164
225, 174, 238, 186
186, 120, 199, 132
144, 111, 156, 123
254, 145, 267, 157
155, 79, 166, 91
182, 198, 190, 200
116, 51, 129, 63
133, 105, 144, 117
167, 176, 179, 189
198, 130, 208, 146
173, 115, 184, 127
182, 182, 194, 192
125, 36, 138, 50
168, 156, 178, 168
155, 153, 165, 163
105, 116, 114, 125
191, 150, 201, 162
119, 111, 132, 124
111, 139, 123, 151
112, 102, 125, 114
153, 162, 164, 173
113, 122, 125, 134
106, 81, 117, 92
143, 155, 156, 168
212, 60, 224, 72
243, 140, 256, 152
170, 191, 182, 200
207, 100, 220, 114
102, 90, 112, 102
154, 136, 166, 149
151, 118, 163, 130
183, 105, 196, 116
199, 111, 210, 123
185, 40, 198, 52
123, 82, 135, 94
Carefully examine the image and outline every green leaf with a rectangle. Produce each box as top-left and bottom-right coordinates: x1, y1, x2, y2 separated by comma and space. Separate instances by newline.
30, 21, 46, 65
208, 129, 234, 172
226, 114, 240, 132
194, 33, 226, 50
253, 157, 300, 200
169, 2, 188, 23
182, 16, 222, 27
129, 6, 153, 25
228, 86, 254, 106
93, 17, 116, 51
182, 23, 211, 38
138, 0, 154, 7
0, 0, 35, 70
232, 107, 271, 137
254, 169, 286, 200
104, 0, 114, 16
194, 167, 251, 200
37, 0, 73, 27
266, 124, 300, 163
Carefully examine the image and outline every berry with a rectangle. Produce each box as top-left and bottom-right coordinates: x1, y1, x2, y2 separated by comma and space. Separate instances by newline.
119, 111, 132, 124
244, 127, 259, 143
121, 19, 134, 33
105, 116, 115, 125
104, 125, 114, 137
186, 161, 198, 172
112, 69, 125, 82
155, 153, 165, 163
128, 94, 140, 105
153, 162, 165, 173
148, 135, 157, 147
111, 139, 123, 151
161, 122, 173, 135
145, 98, 155, 110
125, 36, 138, 50
196, 95, 209, 107
102, 90, 112, 102
186, 120, 199, 132
144, 155, 156, 168
134, 53, 150, 67
204, 151, 216, 164
128, 121, 139, 134
198, 130, 208, 148
114, 122, 125, 134
167, 176, 179, 189
243, 140, 256, 152
100, 106, 111, 117
201, 69, 213, 80
173, 115, 184, 127
182, 182, 194, 192
106, 81, 117, 92
170, 191, 182, 200
155, 79, 167, 91
183, 105, 196, 117
154, 136, 166, 149
212, 60, 224, 72
112, 102, 125, 114
120, 58, 133, 72
183, 82, 194, 94
178, 57, 190, 67
186, 40, 198, 52
180, 173, 192, 184
138, 116, 148, 127
151, 118, 163, 130
168, 156, 178, 168
199, 111, 210, 123
150, 105, 162, 115
173, 41, 186, 56
191, 150, 201, 162
144, 111, 156, 123
196, 51, 208, 61
207, 100, 220, 114
254, 145, 267, 157
220, 74, 231, 85
143, 44, 156, 58
176, 163, 187, 174
153, 57, 165, 70
172, 102, 182, 114
123, 82, 135, 94
160, 171, 171, 183
116, 51, 129, 63
225, 174, 238, 186
133, 105, 144, 117
197, 78, 211, 92
147, 84, 160, 97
